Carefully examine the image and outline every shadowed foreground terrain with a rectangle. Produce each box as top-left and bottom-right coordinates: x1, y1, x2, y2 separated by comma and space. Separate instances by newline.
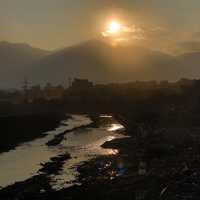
1, 79, 200, 199
0, 110, 66, 153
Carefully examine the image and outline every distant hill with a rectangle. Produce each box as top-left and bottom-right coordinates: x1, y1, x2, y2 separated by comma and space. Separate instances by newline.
0, 41, 50, 88
2, 40, 200, 88
29, 40, 182, 85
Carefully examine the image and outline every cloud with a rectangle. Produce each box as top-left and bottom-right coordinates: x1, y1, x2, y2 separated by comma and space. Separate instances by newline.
102, 23, 144, 41
101, 22, 200, 55
101, 23, 170, 45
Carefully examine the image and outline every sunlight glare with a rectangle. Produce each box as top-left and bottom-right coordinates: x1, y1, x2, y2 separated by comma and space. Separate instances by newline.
107, 21, 121, 34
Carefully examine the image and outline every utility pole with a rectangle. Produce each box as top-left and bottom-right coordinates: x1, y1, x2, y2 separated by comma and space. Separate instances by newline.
22, 77, 30, 102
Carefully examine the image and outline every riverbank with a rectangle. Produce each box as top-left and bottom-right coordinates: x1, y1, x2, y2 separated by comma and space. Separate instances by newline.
2, 113, 200, 200
51, 116, 200, 200
0, 111, 67, 153
0, 114, 126, 199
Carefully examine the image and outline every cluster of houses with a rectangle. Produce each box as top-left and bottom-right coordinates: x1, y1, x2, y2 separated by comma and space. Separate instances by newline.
19, 78, 93, 103
1, 77, 198, 104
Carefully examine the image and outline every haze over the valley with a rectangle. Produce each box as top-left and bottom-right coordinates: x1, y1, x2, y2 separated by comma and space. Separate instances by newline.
1, 39, 200, 88
1, 0, 200, 88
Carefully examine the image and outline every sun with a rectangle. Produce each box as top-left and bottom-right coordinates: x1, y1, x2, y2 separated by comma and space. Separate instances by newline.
107, 21, 121, 34
101, 20, 124, 37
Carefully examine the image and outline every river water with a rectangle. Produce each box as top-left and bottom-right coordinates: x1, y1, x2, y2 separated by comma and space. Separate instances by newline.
0, 115, 125, 190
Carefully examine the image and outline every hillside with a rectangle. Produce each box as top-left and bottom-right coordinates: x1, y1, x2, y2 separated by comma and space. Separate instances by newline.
0, 41, 50, 88
29, 40, 181, 85
2, 40, 200, 88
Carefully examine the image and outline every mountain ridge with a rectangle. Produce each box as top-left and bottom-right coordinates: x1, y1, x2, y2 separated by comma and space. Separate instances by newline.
1, 40, 200, 88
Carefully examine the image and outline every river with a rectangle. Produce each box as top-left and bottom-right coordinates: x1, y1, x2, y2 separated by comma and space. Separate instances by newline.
0, 114, 125, 190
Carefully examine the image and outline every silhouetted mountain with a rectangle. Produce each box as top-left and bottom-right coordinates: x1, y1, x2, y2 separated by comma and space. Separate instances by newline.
0, 41, 50, 88
3, 40, 200, 88
29, 40, 182, 85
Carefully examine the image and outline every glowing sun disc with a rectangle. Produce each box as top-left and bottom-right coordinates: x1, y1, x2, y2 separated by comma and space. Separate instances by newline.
108, 21, 121, 34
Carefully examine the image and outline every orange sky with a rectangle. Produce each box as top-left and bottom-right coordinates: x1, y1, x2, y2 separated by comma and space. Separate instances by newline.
1, 0, 200, 53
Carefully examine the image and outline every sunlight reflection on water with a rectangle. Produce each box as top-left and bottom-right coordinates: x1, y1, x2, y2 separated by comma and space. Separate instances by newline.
50, 115, 125, 190
0, 115, 92, 188
0, 114, 126, 191
108, 123, 125, 131
100, 115, 113, 118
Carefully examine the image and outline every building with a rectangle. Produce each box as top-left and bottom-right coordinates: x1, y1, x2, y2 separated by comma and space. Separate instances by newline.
43, 83, 65, 100
70, 78, 93, 90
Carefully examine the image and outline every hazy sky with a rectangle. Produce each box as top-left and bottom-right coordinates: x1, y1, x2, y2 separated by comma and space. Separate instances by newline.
1, 0, 200, 51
